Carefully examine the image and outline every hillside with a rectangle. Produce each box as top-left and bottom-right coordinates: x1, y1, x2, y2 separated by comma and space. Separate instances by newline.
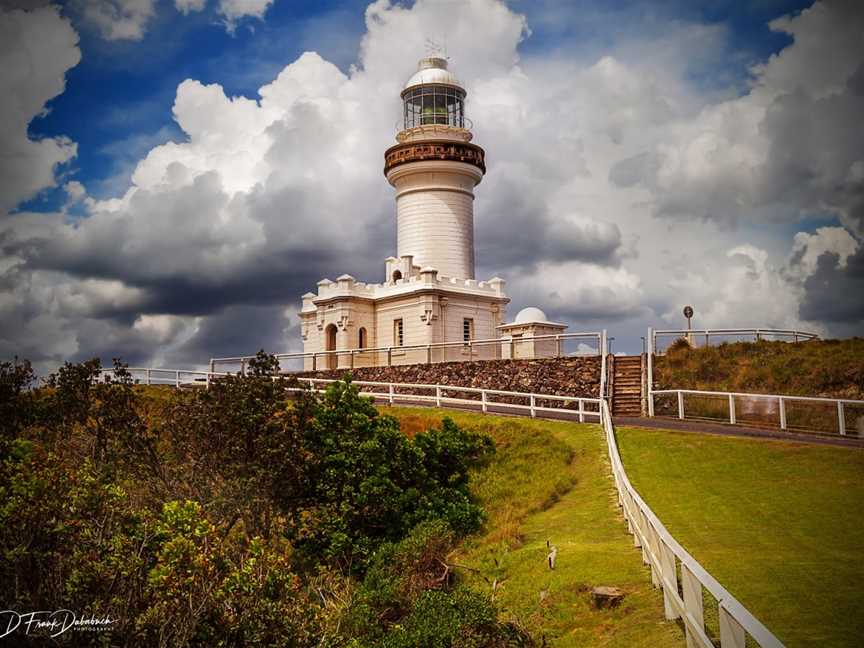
653, 338, 864, 399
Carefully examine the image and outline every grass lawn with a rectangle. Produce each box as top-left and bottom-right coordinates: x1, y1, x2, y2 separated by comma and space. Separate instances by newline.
388, 407, 684, 647
616, 426, 864, 648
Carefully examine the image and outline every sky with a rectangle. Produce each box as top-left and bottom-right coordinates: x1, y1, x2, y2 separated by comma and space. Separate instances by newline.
1, 0, 863, 373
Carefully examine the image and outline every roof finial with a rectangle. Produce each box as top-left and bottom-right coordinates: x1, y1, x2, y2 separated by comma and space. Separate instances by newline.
424, 38, 444, 59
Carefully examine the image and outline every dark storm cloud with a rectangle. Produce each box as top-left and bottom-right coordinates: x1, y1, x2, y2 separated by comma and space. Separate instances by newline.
172, 303, 296, 366
476, 181, 623, 274
800, 248, 864, 324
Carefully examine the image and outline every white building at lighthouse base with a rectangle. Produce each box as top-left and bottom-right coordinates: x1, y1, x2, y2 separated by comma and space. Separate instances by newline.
299, 257, 508, 370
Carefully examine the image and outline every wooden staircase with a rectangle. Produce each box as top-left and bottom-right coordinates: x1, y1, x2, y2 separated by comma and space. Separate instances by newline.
611, 355, 643, 417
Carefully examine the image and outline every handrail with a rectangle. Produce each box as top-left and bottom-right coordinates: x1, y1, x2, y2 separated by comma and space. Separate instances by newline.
95, 365, 785, 645
600, 399, 785, 647
653, 328, 818, 337
209, 331, 603, 372
652, 328, 818, 355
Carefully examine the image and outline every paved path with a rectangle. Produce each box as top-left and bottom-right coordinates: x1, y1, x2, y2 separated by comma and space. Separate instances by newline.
613, 415, 864, 449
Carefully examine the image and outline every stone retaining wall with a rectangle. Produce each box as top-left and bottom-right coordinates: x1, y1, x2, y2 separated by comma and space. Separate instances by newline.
295, 357, 601, 402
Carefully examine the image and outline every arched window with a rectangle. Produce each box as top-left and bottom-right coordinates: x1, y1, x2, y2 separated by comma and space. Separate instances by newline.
392, 270, 403, 283
358, 327, 367, 349
325, 324, 338, 370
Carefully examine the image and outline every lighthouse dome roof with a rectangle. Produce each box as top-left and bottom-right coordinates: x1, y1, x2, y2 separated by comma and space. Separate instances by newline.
403, 57, 463, 92
514, 307, 549, 324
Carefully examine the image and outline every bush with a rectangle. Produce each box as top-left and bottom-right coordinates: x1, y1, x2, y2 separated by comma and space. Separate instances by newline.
0, 356, 518, 647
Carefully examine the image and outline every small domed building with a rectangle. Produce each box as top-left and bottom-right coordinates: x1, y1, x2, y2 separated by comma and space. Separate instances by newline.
497, 307, 568, 359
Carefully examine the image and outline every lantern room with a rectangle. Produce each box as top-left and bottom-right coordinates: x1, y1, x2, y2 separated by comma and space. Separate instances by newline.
401, 57, 466, 129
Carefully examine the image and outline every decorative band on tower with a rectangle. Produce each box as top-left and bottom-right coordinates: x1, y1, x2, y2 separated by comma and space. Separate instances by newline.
383, 140, 486, 175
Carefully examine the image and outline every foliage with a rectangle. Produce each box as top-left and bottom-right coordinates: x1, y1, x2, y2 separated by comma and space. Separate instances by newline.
295, 380, 494, 571
655, 338, 864, 399
0, 355, 511, 647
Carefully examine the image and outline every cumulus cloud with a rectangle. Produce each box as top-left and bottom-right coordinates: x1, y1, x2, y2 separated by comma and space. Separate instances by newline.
0, 5, 80, 212
175, 0, 206, 15
2, 0, 863, 372
217, 0, 273, 32
74, 0, 156, 41
609, 1, 864, 234
509, 261, 644, 323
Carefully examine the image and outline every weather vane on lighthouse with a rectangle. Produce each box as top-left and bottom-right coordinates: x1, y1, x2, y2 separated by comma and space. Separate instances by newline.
424, 37, 447, 59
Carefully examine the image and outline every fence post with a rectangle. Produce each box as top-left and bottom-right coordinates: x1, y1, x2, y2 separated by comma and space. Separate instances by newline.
530, 394, 536, 418
175, 370, 180, 388
240, 359, 246, 376
647, 328, 655, 417
599, 330, 608, 400
388, 383, 394, 405
556, 335, 562, 357
350, 350, 355, 370
387, 347, 392, 367
719, 603, 746, 648
146, 368, 151, 386
578, 398, 585, 423
435, 386, 441, 407
680, 564, 705, 648
838, 401, 846, 436
728, 393, 736, 425
312, 354, 317, 371
659, 540, 679, 620
427, 345, 431, 364
779, 397, 787, 430
481, 390, 488, 413
677, 391, 685, 420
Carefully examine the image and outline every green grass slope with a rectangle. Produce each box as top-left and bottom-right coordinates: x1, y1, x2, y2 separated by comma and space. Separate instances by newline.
617, 425, 864, 647
654, 338, 864, 399
389, 408, 684, 647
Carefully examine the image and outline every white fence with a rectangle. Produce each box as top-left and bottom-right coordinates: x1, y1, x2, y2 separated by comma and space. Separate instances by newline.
100, 365, 787, 646
601, 399, 784, 648
298, 377, 603, 421
209, 331, 606, 375
651, 388, 864, 437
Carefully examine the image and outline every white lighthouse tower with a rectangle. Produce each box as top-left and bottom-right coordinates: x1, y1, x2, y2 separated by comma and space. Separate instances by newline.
385, 57, 485, 281
299, 56, 508, 369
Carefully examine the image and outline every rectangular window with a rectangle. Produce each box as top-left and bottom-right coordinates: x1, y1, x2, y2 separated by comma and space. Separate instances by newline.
394, 319, 404, 347
463, 318, 473, 343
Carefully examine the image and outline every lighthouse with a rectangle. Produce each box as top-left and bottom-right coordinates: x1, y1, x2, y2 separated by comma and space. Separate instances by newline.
385, 57, 485, 281
299, 56, 508, 369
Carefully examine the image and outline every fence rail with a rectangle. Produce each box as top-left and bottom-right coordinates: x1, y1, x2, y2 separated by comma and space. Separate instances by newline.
97, 365, 785, 647
651, 388, 864, 437
601, 399, 784, 647
209, 331, 605, 378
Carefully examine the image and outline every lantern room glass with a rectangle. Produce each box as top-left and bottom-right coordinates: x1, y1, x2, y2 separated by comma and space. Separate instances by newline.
403, 85, 465, 129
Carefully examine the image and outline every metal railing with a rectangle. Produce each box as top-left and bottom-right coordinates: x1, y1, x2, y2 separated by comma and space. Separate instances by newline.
601, 399, 784, 647
97, 364, 786, 645
100, 367, 228, 388
210, 331, 605, 379
652, 327, 818, 355
651, 388, 864, 437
